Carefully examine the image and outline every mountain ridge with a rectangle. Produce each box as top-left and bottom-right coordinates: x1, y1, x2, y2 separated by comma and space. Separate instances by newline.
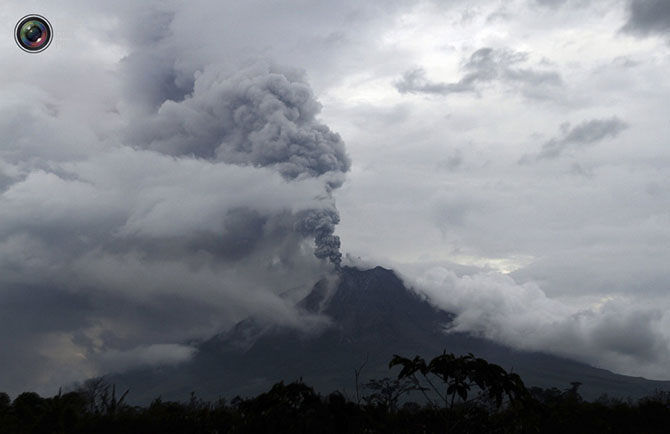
110, 266, 670, 403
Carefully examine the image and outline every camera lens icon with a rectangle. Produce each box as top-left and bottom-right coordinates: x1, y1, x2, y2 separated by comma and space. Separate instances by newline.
15, 15, 53, 53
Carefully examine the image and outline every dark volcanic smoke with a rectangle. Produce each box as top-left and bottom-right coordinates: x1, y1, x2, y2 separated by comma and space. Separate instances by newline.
126, 62, 351, 265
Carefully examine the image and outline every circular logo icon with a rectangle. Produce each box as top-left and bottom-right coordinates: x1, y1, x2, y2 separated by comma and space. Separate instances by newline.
15, 14, 53, 53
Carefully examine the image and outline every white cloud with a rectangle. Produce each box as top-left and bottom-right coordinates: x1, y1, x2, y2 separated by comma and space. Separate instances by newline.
397, 265, 670, 380
99, 344, 197, 373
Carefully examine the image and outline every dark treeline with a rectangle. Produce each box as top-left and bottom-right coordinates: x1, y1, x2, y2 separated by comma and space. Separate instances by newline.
2, 352, 670, 434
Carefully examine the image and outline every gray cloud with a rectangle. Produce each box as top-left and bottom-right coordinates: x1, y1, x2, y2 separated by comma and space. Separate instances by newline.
537, 117, 628, 159
622, 0, 670, 36
0, 0, 350, 395
313, 0, 670, 382
534, 0, 568, 7
395, 48, 562, 98
116, 12, 351, 268
124, 60, 351, 266
0, 146, 340, 393
395, 68, 473, 95
398, 265, 670, 379
127, 63, 350, 184
98, 344, 197, 373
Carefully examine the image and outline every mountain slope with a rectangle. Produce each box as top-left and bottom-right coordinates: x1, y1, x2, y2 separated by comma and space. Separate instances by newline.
112, 266, 670, 402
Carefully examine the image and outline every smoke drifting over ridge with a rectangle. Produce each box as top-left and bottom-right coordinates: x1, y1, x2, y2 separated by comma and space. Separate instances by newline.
0, 2, 349, 395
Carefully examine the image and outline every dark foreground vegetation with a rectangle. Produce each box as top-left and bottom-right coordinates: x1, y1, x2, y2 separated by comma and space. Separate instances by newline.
2, 352, 670, 434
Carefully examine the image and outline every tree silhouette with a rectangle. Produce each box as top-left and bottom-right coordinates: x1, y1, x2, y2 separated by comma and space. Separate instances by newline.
362, 376, 424, 411
75, 377, 128, 416
1, 351, 669, 433
390, 351, 529, 410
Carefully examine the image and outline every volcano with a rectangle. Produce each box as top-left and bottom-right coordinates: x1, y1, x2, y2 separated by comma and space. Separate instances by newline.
112, 266, 670, 403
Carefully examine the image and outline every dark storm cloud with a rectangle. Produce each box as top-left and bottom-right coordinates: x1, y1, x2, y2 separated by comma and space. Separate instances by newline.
0, 0, 350, 395
537, 117, 628, 159
395, 47, 561, 98
622, 0, 670, 36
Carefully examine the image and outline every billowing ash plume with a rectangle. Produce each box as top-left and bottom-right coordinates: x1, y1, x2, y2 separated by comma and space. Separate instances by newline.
0, 2, 351, 395
127, 62, 350, 264
295, 208, 342, 267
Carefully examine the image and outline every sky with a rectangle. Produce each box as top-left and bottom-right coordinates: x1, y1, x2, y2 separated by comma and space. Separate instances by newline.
0, 0, 669, 395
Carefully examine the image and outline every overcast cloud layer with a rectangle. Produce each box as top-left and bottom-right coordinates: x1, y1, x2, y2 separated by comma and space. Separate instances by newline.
1, 0, 670, 394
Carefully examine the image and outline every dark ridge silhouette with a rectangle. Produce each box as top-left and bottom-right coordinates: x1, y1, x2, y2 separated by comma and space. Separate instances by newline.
4, 356, 670, 434
109, 266, 670, 403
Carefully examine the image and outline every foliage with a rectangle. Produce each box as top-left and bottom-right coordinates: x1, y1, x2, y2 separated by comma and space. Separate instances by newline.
389, 351, 530, 410
362, 377, 424, 411
1, 352, 670, 434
